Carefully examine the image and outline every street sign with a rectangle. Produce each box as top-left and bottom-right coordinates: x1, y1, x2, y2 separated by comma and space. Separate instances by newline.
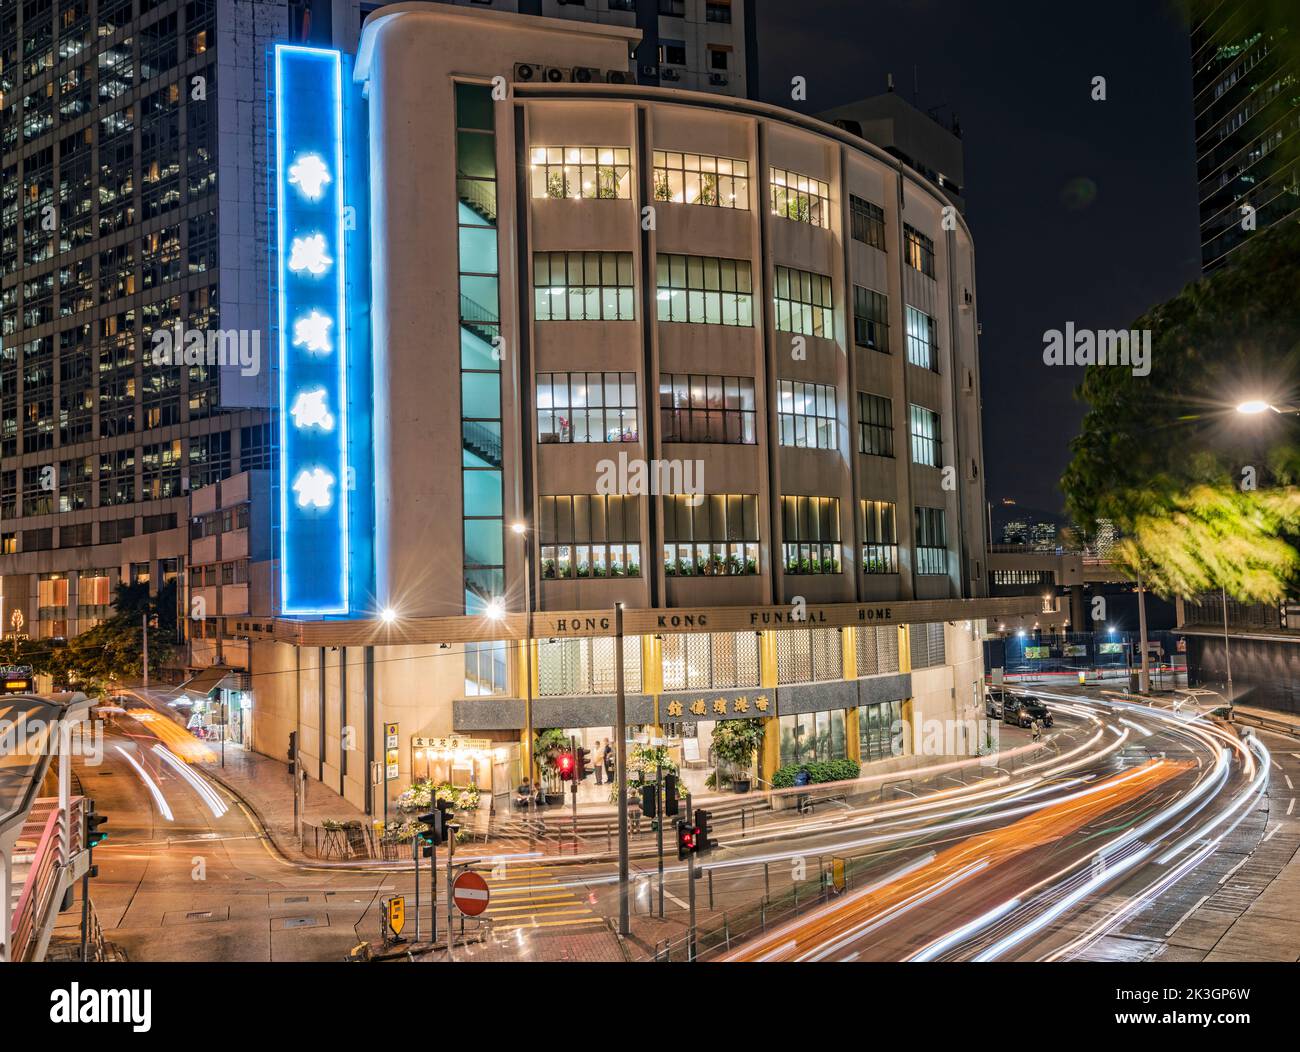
452, 871, 489, 917
385, 722, 400, 782
831, 857, 846, 893
384, 895, 405, 937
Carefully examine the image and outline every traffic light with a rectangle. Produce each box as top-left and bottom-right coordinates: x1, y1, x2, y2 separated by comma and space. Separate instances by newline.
556, 751, 575, 781
416, 799, 456, 855
640, 783, 657, 818
694, 808, 718, 857
287, 731, 298, 777
575, 746, 593, 781
676, 817, 697, 861
85, 802, 108, 849
663, 773, 679, 816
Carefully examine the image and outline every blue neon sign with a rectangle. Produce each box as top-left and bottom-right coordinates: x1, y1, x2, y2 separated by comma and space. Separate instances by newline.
274, 45, 350, 615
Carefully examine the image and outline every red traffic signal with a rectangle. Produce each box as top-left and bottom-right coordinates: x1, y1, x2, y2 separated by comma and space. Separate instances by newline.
557, 752, 575, 781
676, 818, 698, 861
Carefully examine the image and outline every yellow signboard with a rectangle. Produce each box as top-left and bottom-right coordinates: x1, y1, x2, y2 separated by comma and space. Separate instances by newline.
385, 895, 405, 937
831, 857, 846, 893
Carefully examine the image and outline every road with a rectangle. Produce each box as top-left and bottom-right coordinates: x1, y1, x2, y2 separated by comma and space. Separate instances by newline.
67, 687, 1280, 963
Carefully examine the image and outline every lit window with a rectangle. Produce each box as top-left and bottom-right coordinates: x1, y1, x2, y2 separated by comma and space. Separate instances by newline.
773, 265, 833, 337
529, 146, 632, 200
769, 166, 831, 228
778, 379, 837, 449
533, 251, 635, 321
656, 253, 753, 325
781, 495, 841, 574
653, 150, 749, 208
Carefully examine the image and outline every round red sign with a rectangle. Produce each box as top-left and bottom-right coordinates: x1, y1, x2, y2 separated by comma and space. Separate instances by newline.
452, 871, 490, 917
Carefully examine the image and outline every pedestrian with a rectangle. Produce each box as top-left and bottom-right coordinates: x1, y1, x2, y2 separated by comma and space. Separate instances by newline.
1031, 717, 1042, 743
593, 739, 605, 784
604, 742, 616, 782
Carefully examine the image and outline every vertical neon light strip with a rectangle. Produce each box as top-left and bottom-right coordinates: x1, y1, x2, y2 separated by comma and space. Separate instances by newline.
274, 45, 350, 614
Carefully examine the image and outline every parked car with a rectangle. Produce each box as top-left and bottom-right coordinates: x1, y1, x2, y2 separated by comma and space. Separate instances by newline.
984, 687, 1013, 718
1002, 694, 1053, 728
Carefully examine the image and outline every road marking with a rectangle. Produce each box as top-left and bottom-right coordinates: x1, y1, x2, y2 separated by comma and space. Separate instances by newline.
1264, 823, 1282, 842
487, 892, 575, 905
1286, 775, 1295, 791
1165, 894, 1210, 937
486, 902, 590, 917
492, 916, 606, 931
1289, 798, 1296, 816
842, 951, 860, 962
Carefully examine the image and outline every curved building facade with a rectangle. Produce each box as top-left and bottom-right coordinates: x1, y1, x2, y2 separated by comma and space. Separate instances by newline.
255, 4, 1039, 813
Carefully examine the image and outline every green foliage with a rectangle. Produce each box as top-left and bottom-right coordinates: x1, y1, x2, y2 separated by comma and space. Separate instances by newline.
710, 718, 764, 774
771, 758, 861, 788
1061, 219, 1300, 601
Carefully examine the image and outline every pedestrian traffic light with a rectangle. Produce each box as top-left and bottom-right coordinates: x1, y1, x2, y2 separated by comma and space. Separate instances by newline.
575, 746, 593, 781
85, 803, 108, 849
694, 808, 718, 856
663, 773, 679, 816
676, 817, 697, 861
641, 783, 657, 818
416, 798, 456, 854
287, 731, 298, 777
557, 751, 575, 781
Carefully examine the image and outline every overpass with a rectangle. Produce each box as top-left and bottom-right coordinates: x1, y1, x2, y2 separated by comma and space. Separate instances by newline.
0, 693, 93, 962
986, 545, 1132, 629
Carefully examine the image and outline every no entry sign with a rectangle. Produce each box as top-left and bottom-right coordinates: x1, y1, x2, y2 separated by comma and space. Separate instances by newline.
453, 871, 490, 917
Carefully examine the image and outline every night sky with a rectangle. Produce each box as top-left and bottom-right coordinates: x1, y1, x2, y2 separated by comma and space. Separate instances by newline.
756, 0, 1203, 517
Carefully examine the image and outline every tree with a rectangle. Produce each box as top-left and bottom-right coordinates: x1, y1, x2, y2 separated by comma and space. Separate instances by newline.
710, 718, 765, 784
48, 580, 180, 696
1061, 219, 1300, 601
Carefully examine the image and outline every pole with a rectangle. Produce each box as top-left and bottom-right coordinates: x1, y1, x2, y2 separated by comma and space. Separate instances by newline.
570, 734, 579, 852
412, 836, 421, 942
141, 613, 149, 689
1221, 585, 1234, 705
79, 804, 92, 961
522, 528, 535, 850
446, 824, 458, 961
686, 792, 697, 962
656, 758, 664, 919
1137, 576, 1151, 694
430, 838, 438, 944
615, 601, 629, 937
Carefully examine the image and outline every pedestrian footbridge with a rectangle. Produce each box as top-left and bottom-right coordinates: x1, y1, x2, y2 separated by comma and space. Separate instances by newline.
0, 693, 93, 962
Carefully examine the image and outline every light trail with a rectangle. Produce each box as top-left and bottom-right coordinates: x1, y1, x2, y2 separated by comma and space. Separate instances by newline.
151, 743, 229, 818
114, 744, 175, 822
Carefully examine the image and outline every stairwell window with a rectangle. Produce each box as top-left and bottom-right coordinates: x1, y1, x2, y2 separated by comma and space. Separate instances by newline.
905, 305, 938, 370
537, 372, 638, 443
529, 146, 632, 200
653, 151, 749, 208
914, 506, 948, 576
781, 495, 841, 574
656, 253, 753, 325
860, 499, 898, 574
539, 494, 641, 579
778, 379, 837, 449
534, 251, 635, 321
904, 223, 935, 277
770, 166, 831, 228
774, 265, 834, 337
909, 404, 941, 467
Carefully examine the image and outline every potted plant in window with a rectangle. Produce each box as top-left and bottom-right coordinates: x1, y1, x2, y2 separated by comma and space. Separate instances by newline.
710, 718, 764, 794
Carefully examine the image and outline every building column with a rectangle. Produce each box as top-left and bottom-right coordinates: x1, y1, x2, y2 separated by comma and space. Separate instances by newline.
759, 630, 780, 783
1069, 584, 1086, 631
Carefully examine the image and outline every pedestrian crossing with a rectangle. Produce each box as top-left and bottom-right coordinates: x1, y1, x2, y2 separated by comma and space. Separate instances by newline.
481, 866, 606, 932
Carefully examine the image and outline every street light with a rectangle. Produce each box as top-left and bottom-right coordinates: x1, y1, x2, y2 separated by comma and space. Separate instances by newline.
1236, 400, 1299, 415
380, 606, 397, 625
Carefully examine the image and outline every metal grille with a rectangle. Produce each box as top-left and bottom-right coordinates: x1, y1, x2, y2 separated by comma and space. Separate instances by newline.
537, 636, 642, 696
854, 625, 899, 676
776, 627, 843, 684
661, 631, 760, 691
908, 623, 946, 669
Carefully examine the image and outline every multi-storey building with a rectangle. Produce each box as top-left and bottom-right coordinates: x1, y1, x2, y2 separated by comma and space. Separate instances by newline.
349, 0, 757, 98
0, 0, 281, 647
1191, 0, 1300, 271
253, 5, 1038, 816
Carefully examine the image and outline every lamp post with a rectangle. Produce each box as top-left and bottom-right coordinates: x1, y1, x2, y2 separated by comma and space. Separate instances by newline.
1235, 400, 1300, 416
511, 521, 536, 844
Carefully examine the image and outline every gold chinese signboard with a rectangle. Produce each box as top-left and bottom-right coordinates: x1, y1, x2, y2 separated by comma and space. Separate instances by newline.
663, 694, 771, 720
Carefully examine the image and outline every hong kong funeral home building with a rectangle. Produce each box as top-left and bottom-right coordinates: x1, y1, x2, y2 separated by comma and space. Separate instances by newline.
254, 4, 1041, 819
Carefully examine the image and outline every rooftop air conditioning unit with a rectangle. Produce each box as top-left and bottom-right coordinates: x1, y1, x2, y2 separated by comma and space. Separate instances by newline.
512, 62, 540, 83
640, 63, 659, 78
661, 68, 680, 81
606, 68, 634, 84
543, 66, 570, 83
708, 73, 728, 86
571, 66, 600, 84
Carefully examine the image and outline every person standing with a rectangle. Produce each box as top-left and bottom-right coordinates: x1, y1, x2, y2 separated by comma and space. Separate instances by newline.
593, 739, 605, 784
